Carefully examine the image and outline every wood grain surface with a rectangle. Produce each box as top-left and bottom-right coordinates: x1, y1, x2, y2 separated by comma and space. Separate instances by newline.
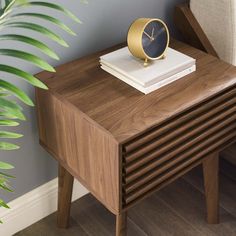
116, 213, 127, 236
57, 165, 74, 228
203, 153, 219, 224
36, 89, 120, 214
37, 40, 236, 144
35, 40, 236, 233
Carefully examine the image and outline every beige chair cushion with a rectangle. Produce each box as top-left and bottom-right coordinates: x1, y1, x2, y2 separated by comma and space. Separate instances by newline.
190, 0, 236, 65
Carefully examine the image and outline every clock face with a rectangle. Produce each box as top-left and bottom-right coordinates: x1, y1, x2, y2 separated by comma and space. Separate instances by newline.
142, 20, 169, 59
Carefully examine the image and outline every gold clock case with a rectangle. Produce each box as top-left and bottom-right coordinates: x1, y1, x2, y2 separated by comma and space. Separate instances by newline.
127, 18, 170, 63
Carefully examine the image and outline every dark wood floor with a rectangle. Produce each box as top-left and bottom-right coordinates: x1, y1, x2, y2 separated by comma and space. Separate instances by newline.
15, 166, 236, 236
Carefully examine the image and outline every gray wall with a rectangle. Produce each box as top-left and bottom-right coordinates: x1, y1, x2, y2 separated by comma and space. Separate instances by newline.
1, 0, 186, 202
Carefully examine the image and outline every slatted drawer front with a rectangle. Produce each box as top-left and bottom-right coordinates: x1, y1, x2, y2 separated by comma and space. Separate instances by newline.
122, 86, 236, 208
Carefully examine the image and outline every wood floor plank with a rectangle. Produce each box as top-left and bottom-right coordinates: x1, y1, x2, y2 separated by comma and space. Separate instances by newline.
156, 176, 236, 236
14, 213, 88, 236
70, 194, 146, 236
16, 169, 236, 236
128, 193, 200, 236
184, 166, 236, 218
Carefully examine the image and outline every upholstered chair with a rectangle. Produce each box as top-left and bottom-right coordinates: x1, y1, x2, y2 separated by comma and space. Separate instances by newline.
190, 0, 236, 66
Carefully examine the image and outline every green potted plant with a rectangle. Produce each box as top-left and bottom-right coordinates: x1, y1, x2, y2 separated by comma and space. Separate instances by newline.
0, 0, 82, 221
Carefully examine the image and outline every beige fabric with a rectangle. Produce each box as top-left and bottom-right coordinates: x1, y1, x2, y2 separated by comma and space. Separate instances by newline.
190, 0, 236, 65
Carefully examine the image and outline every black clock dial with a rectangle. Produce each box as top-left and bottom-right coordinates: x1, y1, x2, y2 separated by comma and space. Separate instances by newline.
142, 20, 168, 59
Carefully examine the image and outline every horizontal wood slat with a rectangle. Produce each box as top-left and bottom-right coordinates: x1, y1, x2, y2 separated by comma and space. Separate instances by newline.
123, 132, 236, 205
124, 86, 236, 154
122, 85, 236, 208
125, 100, 236, 165
125, 112, 236, 184
122, 137, 236, 210
124, 123, 236, 195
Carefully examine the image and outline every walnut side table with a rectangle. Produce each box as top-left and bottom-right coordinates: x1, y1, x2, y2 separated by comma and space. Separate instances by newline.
36, 40, 236, 236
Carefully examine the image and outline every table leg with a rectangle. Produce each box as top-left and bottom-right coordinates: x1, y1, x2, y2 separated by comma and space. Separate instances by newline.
203, 152, 219, 224
116, 213, 127, 236
57, 164, 74, 228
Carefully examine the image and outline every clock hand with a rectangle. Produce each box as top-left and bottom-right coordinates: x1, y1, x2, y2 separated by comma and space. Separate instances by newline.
151, 27, 155, 39
144, 31, 152, 40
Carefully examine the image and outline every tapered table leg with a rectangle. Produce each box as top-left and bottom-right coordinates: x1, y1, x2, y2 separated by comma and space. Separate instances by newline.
203, 153, 219, 224
57, 164, 74, 228
116, 213, 127, 236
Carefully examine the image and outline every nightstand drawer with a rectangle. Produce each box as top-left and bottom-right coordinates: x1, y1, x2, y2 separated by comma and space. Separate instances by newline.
122, 85, 236, 207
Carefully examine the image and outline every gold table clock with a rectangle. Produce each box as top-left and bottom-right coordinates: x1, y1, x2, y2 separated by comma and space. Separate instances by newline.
127, 18, 170, 66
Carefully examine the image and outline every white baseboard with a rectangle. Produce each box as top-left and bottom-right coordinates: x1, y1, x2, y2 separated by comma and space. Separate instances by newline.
0, 178, 89, 236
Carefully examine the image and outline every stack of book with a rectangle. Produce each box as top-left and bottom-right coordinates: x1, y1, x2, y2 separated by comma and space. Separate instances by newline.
100, 47, 196, 94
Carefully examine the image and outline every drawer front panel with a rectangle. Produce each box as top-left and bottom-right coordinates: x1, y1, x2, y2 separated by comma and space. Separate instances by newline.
122, 86, 236, 209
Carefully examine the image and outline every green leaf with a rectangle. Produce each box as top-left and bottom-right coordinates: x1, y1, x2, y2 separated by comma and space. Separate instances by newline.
0, 172, 15, 178
1, 1, 26, 23
3, 0, 28, 13
0, 97, 23, 110
0, 49, 55, 72
17, 1, 82, 23
0, 199, 10, 209
0, 111, 19, 119
0, 93, 9, 97
5, 0, 12, 5
3, 22, 69, 47
0, 65, 48, 89
0, 79, 34, 106
0, 142, 19, 150
0, 161, 14, 169
15, 0, 28, 5
12, 13, 76, 36
0, 120, 19, 126
0, 183, 13, 192
0, 35, 59, 60
0, 177, 8, 185
0, 97, 25, 120
0, 131, 23, 138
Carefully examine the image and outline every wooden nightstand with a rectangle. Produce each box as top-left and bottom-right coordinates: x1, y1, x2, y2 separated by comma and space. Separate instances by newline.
36, 40, 236, 236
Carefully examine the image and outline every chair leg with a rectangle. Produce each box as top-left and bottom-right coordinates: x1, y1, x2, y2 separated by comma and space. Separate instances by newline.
202, 152, 219, 224
57, 164, 74, 228
116, 212, 127, 236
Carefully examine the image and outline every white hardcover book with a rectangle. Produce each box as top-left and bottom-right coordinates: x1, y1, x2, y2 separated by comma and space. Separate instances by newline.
101, 64, 196, 94
100, 47, 196, 88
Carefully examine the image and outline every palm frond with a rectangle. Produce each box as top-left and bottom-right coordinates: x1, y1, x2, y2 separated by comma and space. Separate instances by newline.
0, 142, 19, 150
0, 161, 14, 169
0, 131, 22, 138
0, 79, 34, 106
0, 172, 15, 178
10, 13, 77, 35
0, 0, 84, 216
0, 120, 19, 126
2, 22, 69, 47
0, 49, 56, 72
0, 65, 48, 89
0, 34, 59, 60
0, 97, 25, 120
16, 1, 82, 23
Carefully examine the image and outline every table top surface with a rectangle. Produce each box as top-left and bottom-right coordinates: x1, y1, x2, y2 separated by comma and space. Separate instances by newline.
37, 40, 236, 143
